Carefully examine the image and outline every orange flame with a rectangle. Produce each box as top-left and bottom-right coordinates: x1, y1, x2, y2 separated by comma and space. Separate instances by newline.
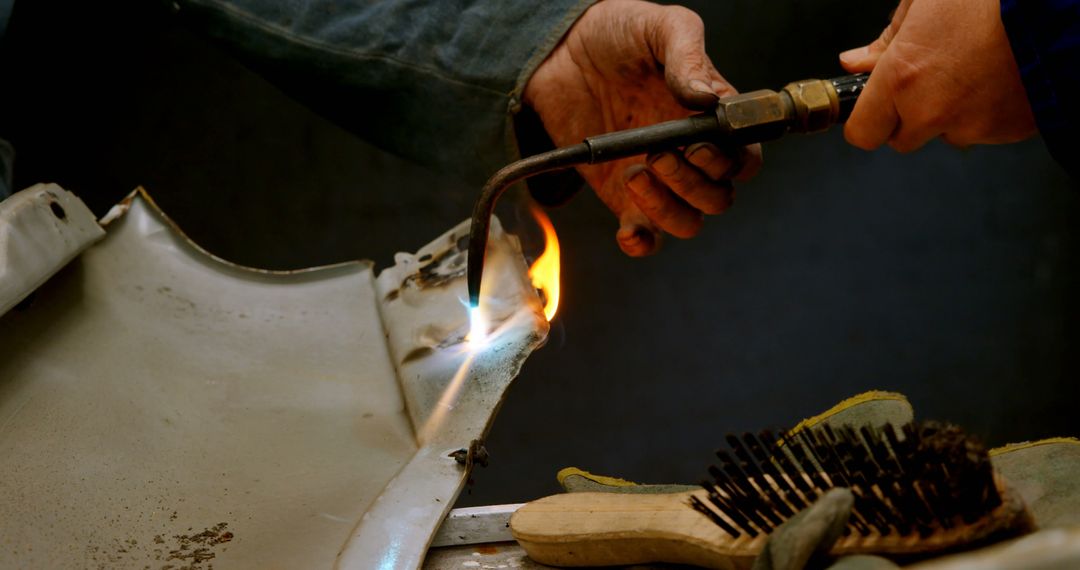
528, 206, 561, 321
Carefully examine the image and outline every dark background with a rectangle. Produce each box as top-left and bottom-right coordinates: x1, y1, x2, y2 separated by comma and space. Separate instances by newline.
1, 0, 1076, 508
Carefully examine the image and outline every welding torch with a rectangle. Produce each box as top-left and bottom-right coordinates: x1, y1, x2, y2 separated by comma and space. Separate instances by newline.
467, 73, 869, 308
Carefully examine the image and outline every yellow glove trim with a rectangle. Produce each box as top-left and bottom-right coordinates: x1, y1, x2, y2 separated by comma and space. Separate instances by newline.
990, 437, 1080, 457
556, 467, 640, 488
786, 390, 909, 437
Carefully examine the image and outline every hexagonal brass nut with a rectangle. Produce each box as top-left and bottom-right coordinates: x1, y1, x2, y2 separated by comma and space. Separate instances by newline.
783, 79, 839, 133
717, 89, 790, 138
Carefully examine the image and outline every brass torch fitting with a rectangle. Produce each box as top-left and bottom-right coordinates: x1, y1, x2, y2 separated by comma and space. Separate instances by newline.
712, 89, 794, 145
782, 79, 842, 134
707, 78, 848, 143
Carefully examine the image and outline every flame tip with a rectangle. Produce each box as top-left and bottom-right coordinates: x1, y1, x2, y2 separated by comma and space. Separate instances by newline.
528, 207, 561, 322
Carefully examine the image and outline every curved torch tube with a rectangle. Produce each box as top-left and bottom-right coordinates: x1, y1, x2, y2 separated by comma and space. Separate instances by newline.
466, 144, 591, 307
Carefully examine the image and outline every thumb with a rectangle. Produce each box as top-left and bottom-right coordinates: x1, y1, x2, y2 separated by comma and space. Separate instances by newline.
839, 0, 914, 72
650, 6, 733, 109
839, 37, 889, 73
616, 207, 662, 257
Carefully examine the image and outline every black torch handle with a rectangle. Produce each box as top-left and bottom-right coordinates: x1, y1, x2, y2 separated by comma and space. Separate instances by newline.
830, 73, 869, 123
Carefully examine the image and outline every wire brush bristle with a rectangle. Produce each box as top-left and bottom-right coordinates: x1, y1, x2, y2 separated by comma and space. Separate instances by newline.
690, 421, 1003, 539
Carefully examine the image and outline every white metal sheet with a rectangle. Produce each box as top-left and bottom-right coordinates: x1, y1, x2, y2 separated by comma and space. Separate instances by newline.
0, 188, 547, 569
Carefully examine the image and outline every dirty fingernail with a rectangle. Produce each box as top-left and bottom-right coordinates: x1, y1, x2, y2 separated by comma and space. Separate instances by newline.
686, 144, 716, 165
618, 225, 656, 255
649, 153, 679, 176
710, 80, 731, 95
689, 79, 713, 95
625, 168, 649, 192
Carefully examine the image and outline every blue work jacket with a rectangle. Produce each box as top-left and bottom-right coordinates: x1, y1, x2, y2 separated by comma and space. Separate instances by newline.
1001, 0, 1080, 178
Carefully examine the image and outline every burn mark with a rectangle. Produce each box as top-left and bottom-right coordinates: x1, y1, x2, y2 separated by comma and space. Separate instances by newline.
400, 233, 469, 291
435, 331, 467, 350
401, 346, 434, 364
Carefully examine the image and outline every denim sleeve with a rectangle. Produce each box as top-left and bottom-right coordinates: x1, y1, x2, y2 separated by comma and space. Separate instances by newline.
174, 0, 595, 185
0, 0, 12, 38
1001, 0, 1080, 178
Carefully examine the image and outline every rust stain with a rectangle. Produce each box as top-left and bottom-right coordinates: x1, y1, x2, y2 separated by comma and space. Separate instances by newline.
160, 522, 233, 569
475, 544, 498, 555
81, 521, 234, 570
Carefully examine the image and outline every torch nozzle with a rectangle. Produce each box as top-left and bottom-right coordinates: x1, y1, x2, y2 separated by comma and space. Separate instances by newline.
467, 143, 591, 307
466, 73, 868, 308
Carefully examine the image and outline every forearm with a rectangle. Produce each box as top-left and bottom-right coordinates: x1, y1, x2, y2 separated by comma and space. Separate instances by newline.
174, 0, 595, 185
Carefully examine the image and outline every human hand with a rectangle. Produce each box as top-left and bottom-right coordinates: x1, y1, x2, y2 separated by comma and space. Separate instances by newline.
840, 0, 1036, 152
522, 0, 762, 257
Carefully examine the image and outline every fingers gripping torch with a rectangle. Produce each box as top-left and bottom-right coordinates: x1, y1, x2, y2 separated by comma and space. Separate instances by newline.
466, 73, 868, 308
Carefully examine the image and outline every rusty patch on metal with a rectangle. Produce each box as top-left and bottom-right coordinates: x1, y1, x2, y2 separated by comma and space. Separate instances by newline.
79, 522, 234, 569
160, 522, 233, 569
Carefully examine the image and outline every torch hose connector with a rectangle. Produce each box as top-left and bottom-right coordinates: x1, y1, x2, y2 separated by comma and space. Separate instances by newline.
467, 73, 868, 308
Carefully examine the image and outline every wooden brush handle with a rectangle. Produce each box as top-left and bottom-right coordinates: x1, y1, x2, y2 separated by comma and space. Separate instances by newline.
509, 490, 763, 569
510, 478, 1034, 569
